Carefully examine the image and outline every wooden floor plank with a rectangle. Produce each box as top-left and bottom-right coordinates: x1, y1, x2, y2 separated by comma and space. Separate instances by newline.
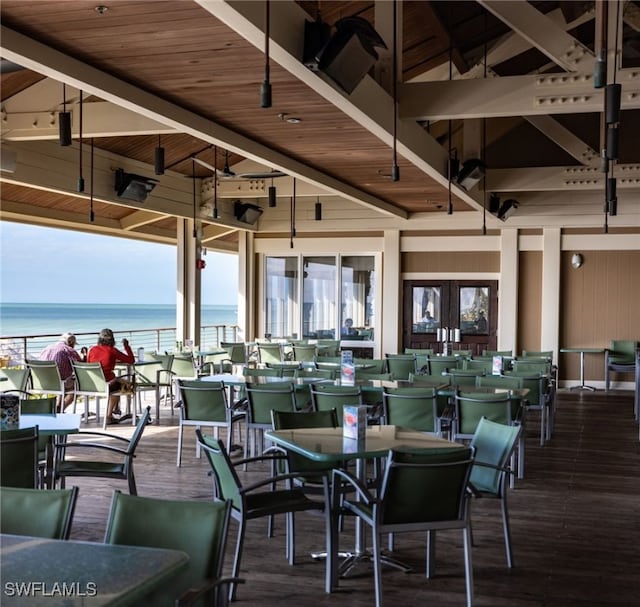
65, 389, 640, 606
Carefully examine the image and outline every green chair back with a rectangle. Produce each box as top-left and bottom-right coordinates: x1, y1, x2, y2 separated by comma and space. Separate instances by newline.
246, 382, 297, 425
469, 417, 521, 495
171, 354, 198, 379
378, 447, 473, 525
382, 386, 438, 433
292, 344, 317, 362
72, 361, 109, 394
0, 487, 78, 540
505, 371, 546, 407
243, 367, 281, 378
521, 350, 553, 361
511, 360, 551, 375
404, 348, 434, 355
447, 369, 485, 387
476, 374, 524, 391
294, 368, 335, 380
105, 490, 231, 607
310, 384, 363, 426
454, 391, 513, 437
25, 359, 64, 395
196, 434, 244, 511
20, 396, 57, 461
315, 340, 340, 357
426, 356, 461, 376
384, 354, 417, 380
463, 358, 494, 373
0, 427, 39, 488
0, 368, 29, 392
134, 359, 167, 387
483, 350, 513, 357
0, 486, 78, 539
355, 359, 386, 375
257, 343, 284, 365
178, 380, 229, 422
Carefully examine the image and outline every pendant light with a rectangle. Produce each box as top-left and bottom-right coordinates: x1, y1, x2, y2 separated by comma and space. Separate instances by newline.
315, 196, 322, 221
89, 137, 95, 223
154, 135, 165, 175
192, 158, 197, 238
77, 91, 84, 192
260, 0, 272, 108
290, 178, 296, 248
391, 0, 399, 181
268, 176, 277, 207
212, 145, 219, 219
59, 83, 72, 147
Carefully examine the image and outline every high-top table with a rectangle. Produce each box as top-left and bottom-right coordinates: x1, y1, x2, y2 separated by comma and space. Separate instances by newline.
265, 425, 464, 593
0, 533, 188, 606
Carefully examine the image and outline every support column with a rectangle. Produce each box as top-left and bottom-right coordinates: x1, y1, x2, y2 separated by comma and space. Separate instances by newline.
498, 229, 519, 353
176, 218, 202, 348
382, 229, 401, 356
237, 230, 254, 342
541, 228, 561, 361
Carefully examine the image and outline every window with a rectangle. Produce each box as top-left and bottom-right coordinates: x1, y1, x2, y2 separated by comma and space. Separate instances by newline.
264, 255, 376, 341
411, 286, 441, 334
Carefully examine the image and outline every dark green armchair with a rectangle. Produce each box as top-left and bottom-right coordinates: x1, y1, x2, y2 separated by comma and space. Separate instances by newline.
605, 340, 639, 391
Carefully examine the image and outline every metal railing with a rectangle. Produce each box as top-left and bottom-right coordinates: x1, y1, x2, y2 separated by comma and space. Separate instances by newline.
0, 324, 241, 367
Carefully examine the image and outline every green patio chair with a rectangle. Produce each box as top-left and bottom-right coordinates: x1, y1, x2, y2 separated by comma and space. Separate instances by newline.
196, 432, 326, 601
105, 489, 240, 607
382, 386, 439, 433
1, 486, 78, 540
310, 383, 363, 426
0, 426, 39, 488
25, 359, 66, 409
176, 380, 245, 467
384, 353, 417, 380
0, 367, 29, 393
55, 406, 151, 495
468, 417, 522, 568
19, 395, 57, 487
331, 446, 475, 607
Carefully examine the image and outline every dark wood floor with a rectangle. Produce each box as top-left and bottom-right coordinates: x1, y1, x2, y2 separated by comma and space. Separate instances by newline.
67, 389, 640, 607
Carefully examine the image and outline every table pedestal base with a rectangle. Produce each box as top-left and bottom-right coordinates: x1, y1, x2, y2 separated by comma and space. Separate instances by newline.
569, 384, 596, 391
338, 550, 413, 578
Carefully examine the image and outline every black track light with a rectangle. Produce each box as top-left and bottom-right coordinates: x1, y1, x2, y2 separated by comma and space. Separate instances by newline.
593, 50, 607, 89
315, 197, 322, 221
268, 183, 277, 207
261, 0, 272, 108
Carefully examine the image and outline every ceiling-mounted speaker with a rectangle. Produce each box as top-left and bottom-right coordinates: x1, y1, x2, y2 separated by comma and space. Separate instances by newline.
303, 16, 331, 70
456, 158, 486, 191
605, 83, 621, 124
605, 126, 618, 160
234, 201, 263, 224
115, 169, 158, 202
317, 17, 387, 94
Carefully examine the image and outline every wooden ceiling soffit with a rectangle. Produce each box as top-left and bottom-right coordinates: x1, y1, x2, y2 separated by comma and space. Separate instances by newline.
0, 25, 406, 220
198, 0, 485, 215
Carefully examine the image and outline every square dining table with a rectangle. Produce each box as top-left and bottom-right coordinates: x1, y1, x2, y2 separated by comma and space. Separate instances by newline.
0, 533, 189, 606
265, 425, 465, 593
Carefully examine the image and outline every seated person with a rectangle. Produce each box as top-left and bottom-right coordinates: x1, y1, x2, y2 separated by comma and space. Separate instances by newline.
341, 318, 358, 337
39, 332, 81, 411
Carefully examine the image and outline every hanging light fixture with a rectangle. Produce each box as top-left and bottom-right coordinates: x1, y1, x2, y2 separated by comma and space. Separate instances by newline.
290, 178, 296, 248
89, 137, 95, 223
212, 145, 219, 219
77, 91, 84, 193
268, 176, 277, 207
59, 83, 72, 147
191, 158, 197, 238
315, 196, 322, 221
154, 135, 165, 175
260, 0, 272, 108
391, 0, 399, 182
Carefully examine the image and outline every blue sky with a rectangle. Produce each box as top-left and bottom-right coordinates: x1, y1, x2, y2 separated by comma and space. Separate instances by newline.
0, 222, 238, 305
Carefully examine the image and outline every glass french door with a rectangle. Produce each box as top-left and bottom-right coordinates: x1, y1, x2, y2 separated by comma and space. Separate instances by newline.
402, 280, 498, 355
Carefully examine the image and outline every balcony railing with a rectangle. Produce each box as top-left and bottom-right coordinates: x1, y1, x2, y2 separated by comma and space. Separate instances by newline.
0, 324, 241, 367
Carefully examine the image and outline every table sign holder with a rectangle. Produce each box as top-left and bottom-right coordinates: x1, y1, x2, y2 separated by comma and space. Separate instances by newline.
0, 393, 20, 429
492, 355, 504, 375
343, 405, 366, 441
340, 350, 355, 385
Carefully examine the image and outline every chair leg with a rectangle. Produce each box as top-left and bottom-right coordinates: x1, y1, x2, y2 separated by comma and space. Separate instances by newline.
372, 530, 383, 607
128, 470, 137, 495
463, 525, 474, 607
501, 495, 514, 568
176, 425, 183, 467
425, 530, 436, 578
287, 511, 295, 565
230, 519, 247, 602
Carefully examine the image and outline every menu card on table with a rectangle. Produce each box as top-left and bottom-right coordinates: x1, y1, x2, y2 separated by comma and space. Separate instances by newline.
340, 350, 355, 385
343, 405, 367, 449
492, 355, 504, 375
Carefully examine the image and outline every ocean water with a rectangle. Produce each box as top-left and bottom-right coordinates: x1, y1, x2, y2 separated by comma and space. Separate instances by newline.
0, 302, 238, 337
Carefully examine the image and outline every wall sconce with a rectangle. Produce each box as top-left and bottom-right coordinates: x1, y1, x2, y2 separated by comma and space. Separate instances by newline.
571, 253, 584, 269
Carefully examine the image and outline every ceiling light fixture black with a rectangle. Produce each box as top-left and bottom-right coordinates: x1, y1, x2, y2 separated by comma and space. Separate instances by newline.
191, 158, 197, 238
260, 0, 272, 108
212, 145, 219, 219
290, 177, 296, 248
59, 83, 72, 147
268, 177, 277, 207
593, 0, 607, 88
154, 134, 165, 175
315, 196, 322, 221
89, 137, 95, 223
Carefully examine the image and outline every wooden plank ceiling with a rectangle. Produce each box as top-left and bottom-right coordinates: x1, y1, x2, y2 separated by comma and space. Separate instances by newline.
1, 1, 639, 248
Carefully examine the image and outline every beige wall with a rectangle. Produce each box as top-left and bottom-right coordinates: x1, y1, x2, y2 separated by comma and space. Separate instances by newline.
559, 250, 640, 382
402, 251, 500, 273
518, 251, 542, 353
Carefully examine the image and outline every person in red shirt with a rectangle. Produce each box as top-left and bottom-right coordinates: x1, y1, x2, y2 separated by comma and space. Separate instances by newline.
87, 328, 135, 424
